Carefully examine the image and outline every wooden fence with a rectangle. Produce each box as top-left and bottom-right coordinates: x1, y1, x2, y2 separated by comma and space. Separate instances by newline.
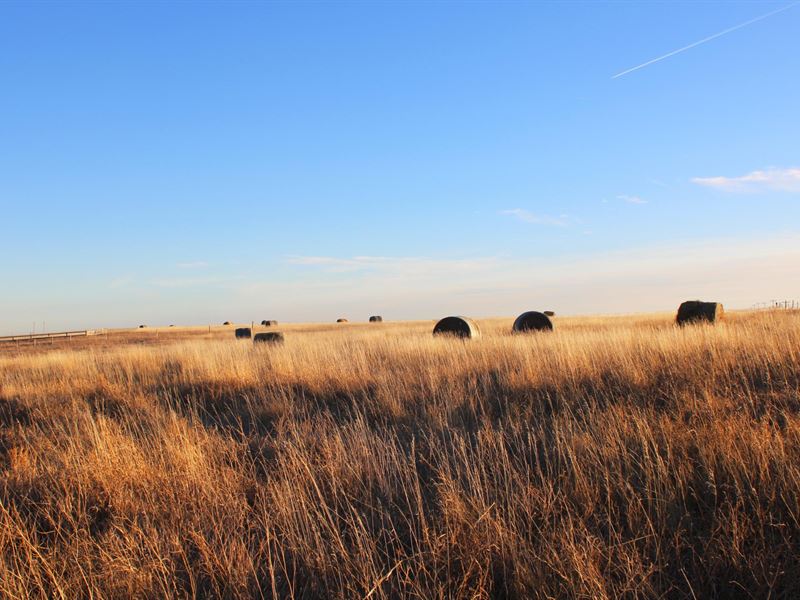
751, 300, 799, 310
0, 330, 103, 345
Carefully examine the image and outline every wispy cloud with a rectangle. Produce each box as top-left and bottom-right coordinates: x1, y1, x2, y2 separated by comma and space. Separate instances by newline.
176, 261, 209, 269
149, 276, 236, 288
501, 209, 568, 227
287, 255, 386, 273
692, 167, 800, 193
613, 2, 798, 79
286, 255, 500, 275
109, 275, 134, 289
617, 195, 648, 204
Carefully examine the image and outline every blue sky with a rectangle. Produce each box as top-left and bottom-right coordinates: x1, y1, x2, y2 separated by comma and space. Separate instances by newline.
1, 1, 799, 332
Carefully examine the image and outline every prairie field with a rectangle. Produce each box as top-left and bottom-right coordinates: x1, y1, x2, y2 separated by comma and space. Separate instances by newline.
1, 311, 799, 599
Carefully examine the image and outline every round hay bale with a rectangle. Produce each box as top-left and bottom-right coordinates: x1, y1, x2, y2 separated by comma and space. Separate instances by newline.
433, 316, 480, 339
254, 332, 284, 345
676, 301, 724, 326
336, 318, 348, 323
138, 325, 147, 329
369, 315, 383, 323
543, 310, 555, 317
235, 327, 252, 339
512, 311, 553, 333
261, 320, 278, 327
223, 321, 232, 326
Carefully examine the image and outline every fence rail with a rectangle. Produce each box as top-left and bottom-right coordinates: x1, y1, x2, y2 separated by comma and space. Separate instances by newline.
751, 300, 799, 310
0, 330, 103, 344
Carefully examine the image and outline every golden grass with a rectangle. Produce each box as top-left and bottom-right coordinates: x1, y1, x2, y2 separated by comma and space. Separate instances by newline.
1, 311, 799, 598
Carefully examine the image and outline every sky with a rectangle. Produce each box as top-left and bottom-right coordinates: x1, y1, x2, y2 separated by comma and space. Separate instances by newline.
1, 1, 799, 333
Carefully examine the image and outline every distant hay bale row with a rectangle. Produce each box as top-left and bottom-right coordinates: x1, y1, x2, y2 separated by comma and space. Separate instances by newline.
226, 300, 724, 345
676, 301, 724, 326
430, 300, 722, 340
226, 318, 385, 329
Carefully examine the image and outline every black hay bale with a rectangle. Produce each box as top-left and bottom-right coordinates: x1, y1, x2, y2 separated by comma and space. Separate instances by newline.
138, 325, 147, 329
223, 321, 232, 326
254, 332, 284, 345
512, 311, 554, 333
543, 310, 555, 317
433, 316, 480, 339
337, 318, 349, 323
676, 301, 724, 326
235, 327, 252, 339
369, 316, 383, 323
261, 320, 278, 327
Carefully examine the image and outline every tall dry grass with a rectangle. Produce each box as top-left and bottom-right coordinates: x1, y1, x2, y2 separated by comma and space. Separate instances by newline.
1, 311, 799, 598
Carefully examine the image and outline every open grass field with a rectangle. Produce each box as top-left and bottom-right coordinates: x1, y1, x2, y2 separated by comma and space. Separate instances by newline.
1, 311, 799, 598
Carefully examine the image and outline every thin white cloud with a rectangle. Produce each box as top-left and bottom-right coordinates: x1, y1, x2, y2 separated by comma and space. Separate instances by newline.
109, 275, 134, 289
176, 261, 209, 269
286, 256, 348, 266
617, 195, 648, 204
613, 2, 798, 79
149, 276, 236, 288
501, 208, 568, 227
286, 255, 501, 275
286, 255, 390, 273
692, 167, 800, 193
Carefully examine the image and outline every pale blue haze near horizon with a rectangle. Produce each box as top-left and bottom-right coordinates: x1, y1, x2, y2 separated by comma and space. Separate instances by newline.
1, 1, 799, 333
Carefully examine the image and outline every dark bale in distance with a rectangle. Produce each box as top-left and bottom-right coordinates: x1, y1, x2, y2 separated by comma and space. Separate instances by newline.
261, 320, 278, 327
138, 325, 147, 329
235, 327, 252, 339
513, 311, 554, 333
337, 318, 349, 323
254, 332, 284, 345
223, 321, 232, 326
433, 316, 481, 339
676, 301, 724, 326
369, 316, 383, 322
543, 311, 555, 317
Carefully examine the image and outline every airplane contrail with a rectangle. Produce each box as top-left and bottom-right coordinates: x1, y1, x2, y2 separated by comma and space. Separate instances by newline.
613, 2, 798, 79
